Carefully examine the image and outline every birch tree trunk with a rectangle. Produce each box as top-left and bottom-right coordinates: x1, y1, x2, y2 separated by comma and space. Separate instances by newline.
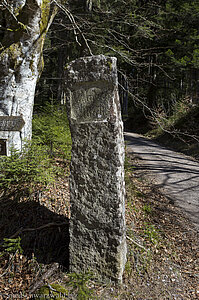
0, 0, 57, 154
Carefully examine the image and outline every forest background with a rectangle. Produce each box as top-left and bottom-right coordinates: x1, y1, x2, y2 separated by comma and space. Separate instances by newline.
0, 0, 199, 298
35, 0, 199, 155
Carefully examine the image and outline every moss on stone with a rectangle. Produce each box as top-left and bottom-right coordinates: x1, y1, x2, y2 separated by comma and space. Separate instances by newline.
35, 283, 68, 299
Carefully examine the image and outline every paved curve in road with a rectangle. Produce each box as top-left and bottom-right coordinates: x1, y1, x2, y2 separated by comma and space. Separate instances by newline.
124, 132, 199, 232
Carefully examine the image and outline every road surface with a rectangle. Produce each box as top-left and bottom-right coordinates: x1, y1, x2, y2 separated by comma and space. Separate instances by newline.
124, 132, 199, 232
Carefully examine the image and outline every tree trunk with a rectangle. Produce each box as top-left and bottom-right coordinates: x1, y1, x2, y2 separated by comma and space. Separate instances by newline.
0, 0, 57, 154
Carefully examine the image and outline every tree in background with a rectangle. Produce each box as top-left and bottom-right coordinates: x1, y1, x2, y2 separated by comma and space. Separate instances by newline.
34, 0, 199, 131
0, 0, 57, 153
35, 0, 164, 107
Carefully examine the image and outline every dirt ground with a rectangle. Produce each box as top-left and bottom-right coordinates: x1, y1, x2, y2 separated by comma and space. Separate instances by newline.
0, 155, 199, 299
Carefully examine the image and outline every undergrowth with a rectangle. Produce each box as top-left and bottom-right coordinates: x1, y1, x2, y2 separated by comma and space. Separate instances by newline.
148, 99, 199, 159
0, 141, 54, 193
0, 104, 72, 196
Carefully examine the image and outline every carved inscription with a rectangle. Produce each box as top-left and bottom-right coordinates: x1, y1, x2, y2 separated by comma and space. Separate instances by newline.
70, 87, 109, 123
0, 116, 25, 131
0, 140, 7, 155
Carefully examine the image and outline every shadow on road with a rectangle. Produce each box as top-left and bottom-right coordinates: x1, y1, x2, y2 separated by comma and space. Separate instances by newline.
125, 132, 199, 231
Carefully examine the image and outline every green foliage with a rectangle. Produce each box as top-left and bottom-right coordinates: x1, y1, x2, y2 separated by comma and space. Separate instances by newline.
35, 0, 199, 138
0, 105, 71, 196
165, 49, 174, 57
142, 204, 152, 215
150, 101, 199, 159
32, 105, 71, 159
153, 98, 192, 132
144, 223, 160, 246
192, 49, 199, 68
0, 141, 54, 191
0, 237, 23, 257
67, 272, 95, 300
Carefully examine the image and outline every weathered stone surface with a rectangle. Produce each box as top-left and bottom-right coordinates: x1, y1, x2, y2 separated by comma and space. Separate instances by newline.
64, 55, 126, 283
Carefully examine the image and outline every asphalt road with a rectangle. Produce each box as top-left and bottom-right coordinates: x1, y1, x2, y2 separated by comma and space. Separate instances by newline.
124, 132, 199, 232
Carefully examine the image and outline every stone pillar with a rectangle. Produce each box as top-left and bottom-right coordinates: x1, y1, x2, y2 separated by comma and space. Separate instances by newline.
64, 55, 126, 283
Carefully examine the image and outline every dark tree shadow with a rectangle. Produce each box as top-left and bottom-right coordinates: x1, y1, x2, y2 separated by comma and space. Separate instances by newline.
0, 193, 69, 270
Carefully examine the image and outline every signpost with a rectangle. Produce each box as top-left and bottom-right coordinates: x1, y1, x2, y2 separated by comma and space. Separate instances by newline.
0, 116, 25, 155
0, 116, 25, 131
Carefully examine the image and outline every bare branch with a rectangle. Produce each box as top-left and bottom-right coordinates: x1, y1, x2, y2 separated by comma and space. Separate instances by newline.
52, 0, 93, 55
126, 235, 148, 251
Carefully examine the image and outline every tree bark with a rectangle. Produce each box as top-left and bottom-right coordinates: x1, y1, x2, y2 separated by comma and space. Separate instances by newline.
0, 0, 57, 154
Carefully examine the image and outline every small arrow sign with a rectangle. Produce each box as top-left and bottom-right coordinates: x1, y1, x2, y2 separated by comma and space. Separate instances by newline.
0, 116, 25, 131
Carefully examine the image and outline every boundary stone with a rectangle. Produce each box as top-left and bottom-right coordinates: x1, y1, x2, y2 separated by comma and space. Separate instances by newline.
65, 55, 126, 282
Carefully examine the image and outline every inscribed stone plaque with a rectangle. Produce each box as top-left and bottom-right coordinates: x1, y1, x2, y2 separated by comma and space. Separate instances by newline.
0, 139, 7, 155
70, 86, 110, 123
65, 55, 126, 283
0, 116, 25, 131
